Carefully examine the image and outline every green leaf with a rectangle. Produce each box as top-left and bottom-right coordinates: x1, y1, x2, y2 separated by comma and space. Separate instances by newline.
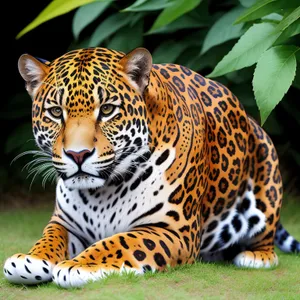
72, 1, 112, 40
253, 45, 299, 124
186, 41, 236, 72
207, 23, 281, 78
239, 0, 256, 8
89, 13, 132, 47
122, 0, 171, 12
106, 20, 143, 53
225, 66, 255, 84
274, 6, 300, 33
235, 0, 299, 24
147, 12, 206, 34
147, 1, 210, 34
201, 6, 246, 54
153, 41, 189, 64
17, 0, 102, 39
68, 38, 91, 51
261, 13, 283, 22
149, 0, 202, 33
5, 123, 33, 154
275, 19, 300, 44
235, 0, 278, 23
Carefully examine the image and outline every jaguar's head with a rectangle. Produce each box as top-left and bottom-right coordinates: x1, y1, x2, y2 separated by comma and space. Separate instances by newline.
18, 47, 152, 189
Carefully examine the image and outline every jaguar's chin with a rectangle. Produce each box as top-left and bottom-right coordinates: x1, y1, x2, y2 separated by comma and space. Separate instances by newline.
63, 174, 106, 190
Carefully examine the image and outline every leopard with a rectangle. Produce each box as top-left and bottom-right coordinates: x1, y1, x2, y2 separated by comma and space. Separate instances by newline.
3, 47, 299, 288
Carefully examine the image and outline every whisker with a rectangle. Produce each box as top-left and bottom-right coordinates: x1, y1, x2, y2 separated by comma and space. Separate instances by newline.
42, 168, 57, 188
23, 158, 52, 172
28, 165, 52, 190
27, 163, 53, 176
11, 150, 51, 165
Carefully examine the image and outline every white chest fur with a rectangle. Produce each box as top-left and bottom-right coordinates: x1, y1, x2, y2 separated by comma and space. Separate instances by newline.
56, 149, 176, 246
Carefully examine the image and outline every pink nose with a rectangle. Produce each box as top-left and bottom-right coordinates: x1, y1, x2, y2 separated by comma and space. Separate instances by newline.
65, 149, 93, 165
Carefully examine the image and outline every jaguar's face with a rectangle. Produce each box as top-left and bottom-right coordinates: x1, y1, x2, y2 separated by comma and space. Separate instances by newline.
18, 48, 152, 189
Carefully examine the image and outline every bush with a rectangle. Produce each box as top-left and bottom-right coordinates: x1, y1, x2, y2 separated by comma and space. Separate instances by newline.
4, 0, 300, 191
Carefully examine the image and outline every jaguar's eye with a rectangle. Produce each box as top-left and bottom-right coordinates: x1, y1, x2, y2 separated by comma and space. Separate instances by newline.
49, 106, 63, 118
100, 104, 115, 117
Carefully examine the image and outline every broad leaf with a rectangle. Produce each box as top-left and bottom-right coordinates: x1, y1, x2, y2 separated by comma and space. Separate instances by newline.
89, 13, 132, 47
225, 66, 255, 84
129, 12, 146, 26
239, 0, 256, 8
261, 13, 283, 22
275, 19, 300, 44
153, 41, 189, 64
72, 1, 112, 40
17, 0, 101, 39
208, 23, 281, 78
122, 0, 171, 12
201, 6, 245, 54
235, 0, 278, 23
253, 45, 299, 124
187, 41, 236, 72
148, 1, 210, 34
149, 0, 202, 33
147, 13, 206, 34
107, 20, 143, 53
235, 0, 299, 24
274, 6, 300, 33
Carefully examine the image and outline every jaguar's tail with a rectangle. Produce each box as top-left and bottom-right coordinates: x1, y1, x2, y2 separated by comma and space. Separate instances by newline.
275, 222, 300, 253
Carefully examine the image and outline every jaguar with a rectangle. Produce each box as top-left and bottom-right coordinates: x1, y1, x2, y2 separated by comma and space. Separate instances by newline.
4, 47, 299, 288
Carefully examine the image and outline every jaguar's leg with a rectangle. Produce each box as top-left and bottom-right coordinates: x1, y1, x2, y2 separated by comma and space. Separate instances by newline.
52, 226, 185, 288
232, 119, 283, 269
235, 172, 282, 266
233, 246, 278, 268
233, 183, 280, 269
3, 220, 68, 284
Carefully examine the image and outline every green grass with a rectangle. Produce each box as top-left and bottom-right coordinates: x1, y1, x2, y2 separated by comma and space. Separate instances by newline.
1, 201, 300, 299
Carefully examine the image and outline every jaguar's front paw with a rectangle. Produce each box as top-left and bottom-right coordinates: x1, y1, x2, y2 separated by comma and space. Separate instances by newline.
52, 260, 103, 288
3, 253, 54, 285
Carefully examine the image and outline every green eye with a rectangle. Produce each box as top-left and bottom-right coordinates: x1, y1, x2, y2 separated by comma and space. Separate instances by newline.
100, 104, 115, 117
49, 106, 63, 118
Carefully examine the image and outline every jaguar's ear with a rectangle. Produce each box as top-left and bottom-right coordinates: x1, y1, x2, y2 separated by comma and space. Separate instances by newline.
119, 48, 152, 94
18, 54, 50, 98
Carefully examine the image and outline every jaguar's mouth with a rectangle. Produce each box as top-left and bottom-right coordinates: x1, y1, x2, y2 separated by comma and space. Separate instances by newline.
63, 173, 107, 189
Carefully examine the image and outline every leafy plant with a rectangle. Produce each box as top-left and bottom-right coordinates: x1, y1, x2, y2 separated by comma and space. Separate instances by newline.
208, 3, 300, 123
6, 0, 300, 190
17, 0, 300, 124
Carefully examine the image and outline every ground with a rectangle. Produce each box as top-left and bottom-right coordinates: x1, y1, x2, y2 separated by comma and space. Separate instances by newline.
0, 198, 299, 299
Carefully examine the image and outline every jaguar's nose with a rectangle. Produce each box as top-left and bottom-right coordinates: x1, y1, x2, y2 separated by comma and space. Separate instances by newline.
64, 148, 94, 165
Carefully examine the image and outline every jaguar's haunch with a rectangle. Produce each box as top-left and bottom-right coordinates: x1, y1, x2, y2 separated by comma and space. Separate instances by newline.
4, 47, 299, 288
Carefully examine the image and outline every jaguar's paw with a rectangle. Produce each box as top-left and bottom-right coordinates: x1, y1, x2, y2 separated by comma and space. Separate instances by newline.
3, 253, 54, 285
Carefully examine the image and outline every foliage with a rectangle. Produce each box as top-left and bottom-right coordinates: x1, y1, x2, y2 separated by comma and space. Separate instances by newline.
16, 0, 300, 121
4, 0, 300, 190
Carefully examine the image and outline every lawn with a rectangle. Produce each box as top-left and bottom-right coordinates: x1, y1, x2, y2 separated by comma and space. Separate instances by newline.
1, 200, 300, 299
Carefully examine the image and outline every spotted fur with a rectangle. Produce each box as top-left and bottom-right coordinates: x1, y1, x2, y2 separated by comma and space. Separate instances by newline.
4, 47, 299, 288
